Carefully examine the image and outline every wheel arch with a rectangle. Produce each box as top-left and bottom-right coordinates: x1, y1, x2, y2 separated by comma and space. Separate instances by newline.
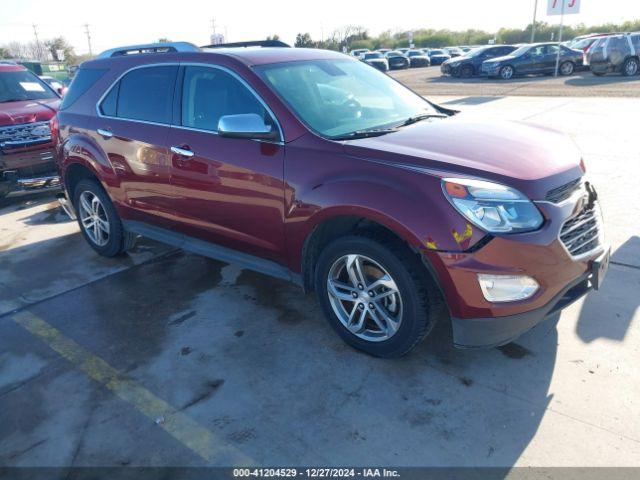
299, 211, 437, 294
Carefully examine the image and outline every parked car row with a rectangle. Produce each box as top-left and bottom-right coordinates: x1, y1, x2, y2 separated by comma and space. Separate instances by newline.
352, 47, 461, 71
438, 32, 640, 80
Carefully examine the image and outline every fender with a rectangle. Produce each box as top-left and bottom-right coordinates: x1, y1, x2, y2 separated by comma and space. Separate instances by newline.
59, 130, 119, 195
285, 173, 486, 274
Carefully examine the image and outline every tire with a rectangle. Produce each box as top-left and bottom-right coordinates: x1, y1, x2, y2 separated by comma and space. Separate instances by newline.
559, 61, 575, 76
0, 183, 10, 199
460, 65, 474, 78
314, 234, 441, 358
73, 178, 136, 257
499, 65, 514, 80
622, 57, 639, 77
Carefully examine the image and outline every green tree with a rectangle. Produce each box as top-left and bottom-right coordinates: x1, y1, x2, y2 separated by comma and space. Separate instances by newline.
44, 37, 76, 63
0, 47, 9, 59
295, 33, 314, 48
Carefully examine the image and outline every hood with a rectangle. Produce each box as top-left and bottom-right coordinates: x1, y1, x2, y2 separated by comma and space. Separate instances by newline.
0, 98, 60, 127
366, 58, 387, 64
343, 116, 583, 200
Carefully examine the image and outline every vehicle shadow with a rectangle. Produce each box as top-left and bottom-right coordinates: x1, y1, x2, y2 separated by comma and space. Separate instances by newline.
576, 236, 640, 343
565, 73, 640, 86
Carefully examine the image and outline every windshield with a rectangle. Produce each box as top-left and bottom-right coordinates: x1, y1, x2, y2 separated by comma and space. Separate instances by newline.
0, 70, 58, 102
408, 51, 422, 57
430, 50, 445, 55
255, 59, 437, 139
510, 45, 532, 57
466, 47, 489, 57
364, 53, 383, 59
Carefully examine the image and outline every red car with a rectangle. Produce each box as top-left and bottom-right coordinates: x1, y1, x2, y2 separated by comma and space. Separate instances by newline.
0, 62, 61, 198
55, 42, 609, 357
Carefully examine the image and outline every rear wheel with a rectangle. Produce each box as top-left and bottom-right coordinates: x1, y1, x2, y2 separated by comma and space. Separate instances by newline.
499, 65, 514, 80
559, 61, 575, 76
73, 179, 136, 257
622, 57, 639, 76
315, 234, 440, 358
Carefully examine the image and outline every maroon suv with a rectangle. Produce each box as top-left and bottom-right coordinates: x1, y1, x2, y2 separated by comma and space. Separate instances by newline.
55, 42, 609, 357
1, 62, 61, 198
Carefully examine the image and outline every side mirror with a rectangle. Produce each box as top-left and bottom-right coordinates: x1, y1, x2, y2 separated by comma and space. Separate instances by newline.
218, 113, 279, 141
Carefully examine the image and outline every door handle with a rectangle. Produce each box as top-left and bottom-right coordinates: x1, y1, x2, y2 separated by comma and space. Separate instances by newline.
97, 128, 113, 138
171, 146, 195, 158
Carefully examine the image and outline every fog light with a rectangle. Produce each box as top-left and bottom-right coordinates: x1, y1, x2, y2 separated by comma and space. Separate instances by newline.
477, 274, 539, 302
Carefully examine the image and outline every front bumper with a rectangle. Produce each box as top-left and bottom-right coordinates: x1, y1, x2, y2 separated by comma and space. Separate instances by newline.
425, 185, 608, 348
0, 145, 60, 195
481, 64, 500, 76
451, 249, 608, 348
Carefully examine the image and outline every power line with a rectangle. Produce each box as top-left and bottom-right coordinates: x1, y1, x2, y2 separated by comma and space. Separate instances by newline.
530, 0, 539, 43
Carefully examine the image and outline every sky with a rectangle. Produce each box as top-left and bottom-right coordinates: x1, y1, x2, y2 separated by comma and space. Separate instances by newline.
1, 0, 639, 55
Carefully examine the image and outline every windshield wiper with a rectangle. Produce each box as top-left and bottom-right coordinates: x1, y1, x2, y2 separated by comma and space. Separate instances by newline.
331, 128, 398, 141
398, 113, 448, 127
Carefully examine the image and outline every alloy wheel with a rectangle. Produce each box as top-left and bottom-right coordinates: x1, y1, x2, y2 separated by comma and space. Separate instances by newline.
326, 254, 403, 342
560, 62, 574, 75
625, 59, 639, 76
500, 66, 514, 79
78, 191, 110, 247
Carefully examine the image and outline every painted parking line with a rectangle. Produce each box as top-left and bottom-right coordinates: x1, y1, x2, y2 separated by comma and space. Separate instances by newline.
12, 311, 252, 465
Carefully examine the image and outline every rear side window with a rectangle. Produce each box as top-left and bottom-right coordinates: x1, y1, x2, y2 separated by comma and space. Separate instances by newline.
631, 35, 640, 49
108, 66, 177, 123
180, 66, 269, 132
60, 68, 107, 110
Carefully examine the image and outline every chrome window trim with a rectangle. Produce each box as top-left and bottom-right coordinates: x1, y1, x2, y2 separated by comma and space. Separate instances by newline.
95, 62, 284, 144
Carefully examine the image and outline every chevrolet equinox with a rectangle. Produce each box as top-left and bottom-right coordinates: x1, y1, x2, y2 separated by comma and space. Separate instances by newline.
54, 41, 610, 357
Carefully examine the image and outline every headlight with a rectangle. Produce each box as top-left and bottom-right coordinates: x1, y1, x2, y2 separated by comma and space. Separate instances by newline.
442, 178, 544, 233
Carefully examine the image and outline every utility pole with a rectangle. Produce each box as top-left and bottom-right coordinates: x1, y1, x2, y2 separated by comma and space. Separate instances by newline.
554, 0, 566, 77
84, 23, 93, 56
32, 23, 42, 61
530, 0, 539, 43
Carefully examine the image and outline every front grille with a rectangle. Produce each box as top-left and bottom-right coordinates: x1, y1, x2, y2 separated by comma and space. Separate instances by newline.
546, 178, 582, 203
560, 204, 602, 257
0, 121, 51, 151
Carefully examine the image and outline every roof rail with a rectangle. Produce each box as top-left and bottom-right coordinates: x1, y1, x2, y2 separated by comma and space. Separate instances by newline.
202, 40, 291, 49
97, 42, 200, 59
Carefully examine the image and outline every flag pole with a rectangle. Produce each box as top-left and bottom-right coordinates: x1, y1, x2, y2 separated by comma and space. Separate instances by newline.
554, 0, 566, 76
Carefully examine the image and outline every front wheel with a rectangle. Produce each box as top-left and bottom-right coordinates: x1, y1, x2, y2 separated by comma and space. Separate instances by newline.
315, 235, 440, 358
460, 65, 474, 78
73, 179, 136, 257
499, 65, 514, 80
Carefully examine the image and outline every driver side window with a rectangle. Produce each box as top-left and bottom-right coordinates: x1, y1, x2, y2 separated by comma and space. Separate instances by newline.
181, 66, 270, 132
